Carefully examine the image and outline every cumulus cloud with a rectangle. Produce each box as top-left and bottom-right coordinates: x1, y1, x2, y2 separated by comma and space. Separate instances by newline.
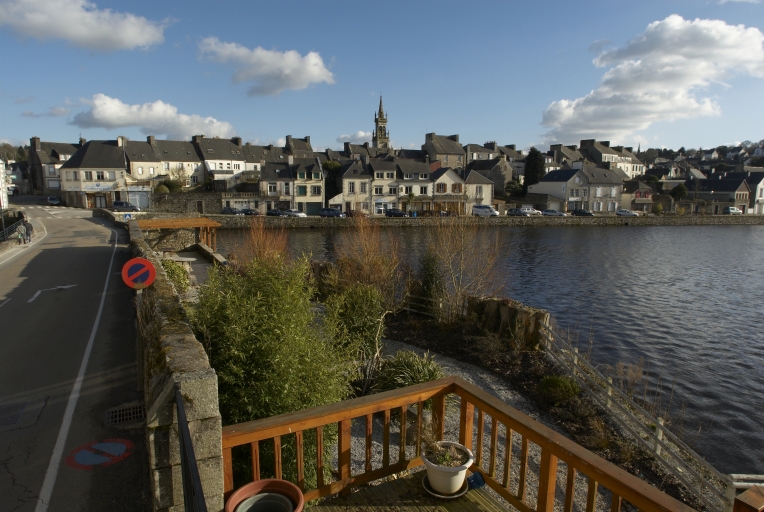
0, 0, 166, 50
542, 15, 764, 144
21, 106, 70, 118
718, 0, 759, 3
336, 131, 372, 144
198, 37, 334, 96
70, 93, 235, 140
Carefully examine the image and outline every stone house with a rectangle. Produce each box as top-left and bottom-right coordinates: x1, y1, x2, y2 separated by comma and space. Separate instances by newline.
466, 157, 513, 196
397, 158, 434, 212
422, 133, 466, 169
430, 168, 466, 214
462, 169, 494, 210
579, 139, 644, 179
60, 138, 129, 209
28, 136, 83, 194
581, 164, 624, 213
463, 143, 497, 166
684, 176, 749, 214
328, 160, 373, 213
526, 168, 582, 212
193, 136, 247, 191
621, 180, 654, 214
368, 159, 401, 214
260, 157, 325, 214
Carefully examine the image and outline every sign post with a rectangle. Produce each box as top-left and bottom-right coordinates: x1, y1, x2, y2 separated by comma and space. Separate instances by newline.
121, 258, 156, 290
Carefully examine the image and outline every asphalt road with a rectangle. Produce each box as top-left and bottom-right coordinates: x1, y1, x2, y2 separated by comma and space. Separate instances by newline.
0, 196, 151, 511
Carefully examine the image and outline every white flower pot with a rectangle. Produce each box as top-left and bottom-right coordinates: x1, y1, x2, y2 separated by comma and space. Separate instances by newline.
422, 441, 474, 495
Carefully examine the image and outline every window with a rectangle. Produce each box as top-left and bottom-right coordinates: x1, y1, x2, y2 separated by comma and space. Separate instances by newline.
207, 148, 213, 153
234, 164, 240, 170
73, 171, 78, 180
404, 173, 414, 180
419, 186, 428, 195
608, 201, 616, 211
476, 185, 483, 197
96, 171, 105, 180
164, 162, 170, 170
108, 171, 115, 180
284, 183, 290, 195
298, 172, 305, 179
360, 182, 367, 193
582, 189, 588, 197
312, 172, 320, 180
361, 202, 369, 211
457, 155, 462, 162
452, 183, 462, 194
297, 186, 307, 196
226, 162, 231, 169
419, 173, 428, 179
348, 182, 355, 193
375, 172, 383, 179
610, 187, 616, 197
150, 167, 155, 175
311, 186, 321, 195
405, 186, 412, 194
84, 171, 93, 181
268, 182, 277, 193
594, 201, 602, 211
443, 155, 448, 163
138, 167, 143, 175
374, 187, 383, 195
436, 183, 446, 193
48, 166, 56, 175
210, 162, 216, 170
191, 176, 198, 184
389, 187, 397, 195
386, 172, 394, 179
596, 187, 602, 197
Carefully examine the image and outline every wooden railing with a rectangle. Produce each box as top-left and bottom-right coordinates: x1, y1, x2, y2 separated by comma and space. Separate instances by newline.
222, 376, 696, 512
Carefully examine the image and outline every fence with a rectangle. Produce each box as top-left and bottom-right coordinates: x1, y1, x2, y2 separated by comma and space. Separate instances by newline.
1, 218, 23, 242
537, 322, 734, 512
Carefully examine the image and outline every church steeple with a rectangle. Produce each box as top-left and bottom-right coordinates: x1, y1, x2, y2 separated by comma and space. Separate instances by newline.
373, 96, 389, 149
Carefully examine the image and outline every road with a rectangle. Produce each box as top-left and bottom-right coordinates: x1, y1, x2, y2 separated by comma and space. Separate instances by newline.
0, 196, 151, 511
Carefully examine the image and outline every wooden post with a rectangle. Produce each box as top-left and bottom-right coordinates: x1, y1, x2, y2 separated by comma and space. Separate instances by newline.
432, 394, 446, 440
537, 449, 559, 512
655, 417, 664, 456
338, 419, 351, 495
458, 399, 474, 453
735, 485, 764, 512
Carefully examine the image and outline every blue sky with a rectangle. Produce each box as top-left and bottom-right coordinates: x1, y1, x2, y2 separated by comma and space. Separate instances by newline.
1, 0, 762, 152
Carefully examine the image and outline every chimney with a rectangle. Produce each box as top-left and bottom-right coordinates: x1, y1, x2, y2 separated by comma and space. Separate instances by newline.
580, 139, 595, 147
425, 154, 429, 164
601, 141, 611, 148
117, 135, 126, 147
79, 137, 86, 146
485, 141, 498, 151
344, 142, 351, 155
425, 133, 434, 142
550, 144, 562, 152
625, 147, 633, 153
147, 135, 156, 146
31, 137, 41, 151
450, 134, 460, 143
288, 155, 294, 165
232, 136, 242, 147
567, 145, 578, 151
286, 135, 293, 147
363, 154, 369, 165
364, 142, 370, 149
305, 136, 310, 144
192, 135, 205, 143
507, 144, 516, 150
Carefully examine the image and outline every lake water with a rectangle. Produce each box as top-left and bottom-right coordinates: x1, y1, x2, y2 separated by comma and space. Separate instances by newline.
218, 225, 764, 474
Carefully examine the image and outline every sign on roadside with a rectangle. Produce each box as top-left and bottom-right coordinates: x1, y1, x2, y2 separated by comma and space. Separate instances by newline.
121, 258, 156, 290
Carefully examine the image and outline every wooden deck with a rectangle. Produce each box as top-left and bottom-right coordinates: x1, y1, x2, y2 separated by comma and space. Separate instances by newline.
307, 471, 505, 511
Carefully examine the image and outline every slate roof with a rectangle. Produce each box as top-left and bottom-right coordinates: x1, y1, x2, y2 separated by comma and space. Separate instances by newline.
341, 160, 372, 178
34, 141, 82, 164
397, 149, 426, 160
60, 140, 126, 170
686, 178, 748, 192
463, 169, 494, 185
261, 162, 292, 180
623, 180, 653, 194
195, 138, 246, 160
584, 164, 625, 184
242, 144, 273, 164
497, 146, 523, 160
396, 158, 431, 175
540, 169, 579, 182
286, 136, 313, 153
464, 144, 494, 154
425, 134, 465, 155
468, 157, 504, 171
125, 141, 160, 163
369, 159, 397, 173
154, 140, 202, 162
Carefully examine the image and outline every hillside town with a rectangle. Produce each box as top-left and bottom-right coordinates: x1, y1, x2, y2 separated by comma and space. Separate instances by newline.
2, 98, 764, 217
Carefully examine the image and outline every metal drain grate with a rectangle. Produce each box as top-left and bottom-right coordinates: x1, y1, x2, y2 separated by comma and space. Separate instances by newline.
105, 404, 145, 425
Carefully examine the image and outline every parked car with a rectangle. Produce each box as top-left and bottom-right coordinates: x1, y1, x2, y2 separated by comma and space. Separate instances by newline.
542, 209, 567, 217
472, 205, 499, 217
571, 209, 594, 217
506, 208, 530, 217
221, 207, 244, 215
347, 210, 368, 218
520, 206, 542, 215
240, 208, 260, 216
266, 209, 285, 216
46, 196, 62, 206
283, 209, 307, 218
384, 208, 409, 218
320, 208, 346, 218
723, 206, 743, 215
616, 209, 639, 217
112, 201, 140, 212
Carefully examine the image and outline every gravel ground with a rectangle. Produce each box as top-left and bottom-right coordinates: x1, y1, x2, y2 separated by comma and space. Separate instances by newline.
326, 338, 627, 512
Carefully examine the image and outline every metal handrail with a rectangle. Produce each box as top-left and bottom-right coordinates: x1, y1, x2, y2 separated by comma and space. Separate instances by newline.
1, 218, 23, 242
175, 383, 208, 512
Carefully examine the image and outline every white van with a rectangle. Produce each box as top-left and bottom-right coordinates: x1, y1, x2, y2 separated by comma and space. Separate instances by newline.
472, 205, 499, 217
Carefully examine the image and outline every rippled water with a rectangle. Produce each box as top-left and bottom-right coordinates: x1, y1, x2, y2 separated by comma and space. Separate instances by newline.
218, 225, 764, 474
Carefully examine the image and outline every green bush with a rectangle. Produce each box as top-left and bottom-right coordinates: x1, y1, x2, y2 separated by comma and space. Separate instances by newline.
154, 184, 169, 194
537, 375, 581, 406
374, 350, 445, 394
160, 259, 189, 294
413, 250, 445, 316
163, 179, 182, 193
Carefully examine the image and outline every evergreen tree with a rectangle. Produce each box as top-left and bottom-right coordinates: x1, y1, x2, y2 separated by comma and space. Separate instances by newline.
522, 147, 545, 194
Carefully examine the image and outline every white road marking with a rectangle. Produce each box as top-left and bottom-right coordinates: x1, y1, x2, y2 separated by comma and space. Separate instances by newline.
34, 228, 118, 512
27, 285, 78, 303
0, 298, 10, 310
0, 220, 48, 267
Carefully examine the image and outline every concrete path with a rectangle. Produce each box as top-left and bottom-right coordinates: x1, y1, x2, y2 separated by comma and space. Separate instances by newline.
0, 196, 151, 511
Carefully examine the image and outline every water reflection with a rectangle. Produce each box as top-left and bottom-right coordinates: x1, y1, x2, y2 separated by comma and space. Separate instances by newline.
218, 225, 764, 473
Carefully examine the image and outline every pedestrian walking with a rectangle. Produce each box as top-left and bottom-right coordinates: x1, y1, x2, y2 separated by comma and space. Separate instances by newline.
16, 223, 26, 245
24, 220, 33, 243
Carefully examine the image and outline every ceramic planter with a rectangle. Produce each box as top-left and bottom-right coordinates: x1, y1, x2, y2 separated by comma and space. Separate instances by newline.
225, 478, 304, 512
422, 441, 474, 495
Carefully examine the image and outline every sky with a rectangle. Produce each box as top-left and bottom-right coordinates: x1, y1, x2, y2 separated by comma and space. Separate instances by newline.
0, 0, 762, 153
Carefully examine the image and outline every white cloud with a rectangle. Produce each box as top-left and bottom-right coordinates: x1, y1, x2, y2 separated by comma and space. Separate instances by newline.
336, 131, 372, 144
718, 0, 759, 4
21, 106, 70, 118
70, 93, 235, 140
198, 37, 335, 96
542, 15, 764, 144
0, 0, 166, 50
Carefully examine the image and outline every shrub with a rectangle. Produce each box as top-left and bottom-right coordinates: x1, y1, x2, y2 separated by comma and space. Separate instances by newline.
374, 350, 445, 394
163, 179, 182, 193
160, 259, 189, 294
154, 184, 169, 194
412, 249, 445, 316
537, 375, 581, 406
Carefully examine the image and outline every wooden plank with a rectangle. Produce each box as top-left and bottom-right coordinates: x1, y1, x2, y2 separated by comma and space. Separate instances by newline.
476, 409, 484, 469
612, 491, 623, 512
489, 416, 498, 479
295, 431, 304, 491
273, 435, 282, 480
476, 466, 536, 512
399, 405, 407, 462
250, 442, 260, 482
338, 419, 351, 495
223, 447, 234, 497
518, 437, 529, 503
365, 414, 373, 473
537, 448, 559, 512
383, 408, 390, 467
564, 465, 576, 512
503, 428, 513, 488
316, 425, 324, 488
587, 477, 599, 512
458, 399, 474, 453
416, 400, 423, 457
433, 393, 446, 440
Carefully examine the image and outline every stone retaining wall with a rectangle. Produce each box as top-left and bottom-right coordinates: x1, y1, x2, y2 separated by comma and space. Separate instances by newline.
466, 297, 550, 351
129, 220, 223, 512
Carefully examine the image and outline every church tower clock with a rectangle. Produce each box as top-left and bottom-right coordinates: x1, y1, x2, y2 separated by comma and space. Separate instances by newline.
372, 96, 389, 149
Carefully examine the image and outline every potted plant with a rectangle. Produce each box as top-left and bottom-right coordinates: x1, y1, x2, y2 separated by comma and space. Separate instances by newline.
420, 424, 474, 496
224, 478, 304, 512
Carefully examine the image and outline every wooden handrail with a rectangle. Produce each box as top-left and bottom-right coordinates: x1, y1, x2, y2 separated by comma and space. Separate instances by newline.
221, 375, 696, 512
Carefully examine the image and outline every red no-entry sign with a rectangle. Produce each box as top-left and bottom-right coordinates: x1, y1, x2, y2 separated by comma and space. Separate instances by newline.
65, 438, 134, 470
122, 258, 156, 290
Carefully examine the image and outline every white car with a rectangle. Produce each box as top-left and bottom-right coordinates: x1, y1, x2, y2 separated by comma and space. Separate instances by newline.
542, 209, 567, 217
283, 209, 307, 218
616, 209, 639, 217
520, 206, 542, 215
472, 205, 499, 217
